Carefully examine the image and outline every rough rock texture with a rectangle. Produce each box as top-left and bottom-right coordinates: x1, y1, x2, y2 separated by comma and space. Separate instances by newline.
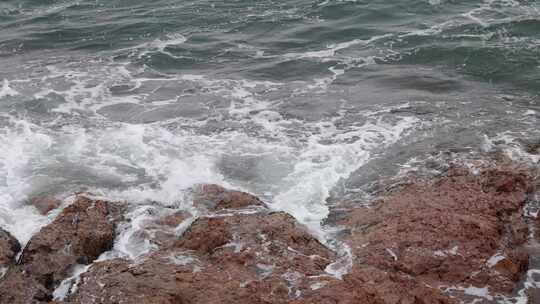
294, 266, 453, 304
0, 196, 123, 304
0, 228, 20, 273
327, 167, 534, 301
65, 180, 471, 304
64, 169, 537, 303
192, 184, 265, 211
66, 186, 338, 304
20, 196, 122, 284
156, 211, 191, 228
138, 184, 267, 249
1, 167, 537, 303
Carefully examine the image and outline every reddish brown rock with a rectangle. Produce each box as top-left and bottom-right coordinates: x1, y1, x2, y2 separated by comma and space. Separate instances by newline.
0, 228, 20, 271
131, 184, 266, 252
66, 169, 537, 304
68, 205, 454, 304
294, 266, 454, 304
528, 288, 540, 304
65, 257, 185, 304
20, 197, 121, 283
0, 268, 52, 304
29, 195, 62, 215
67, 196, 336, 304
3, 166, 535, 304
334, 167, 534, 301
192, 184, 265, 211
0, 196, 124, 303
155, 211, 191, 228
522, 140, 540, 155
147, 210, 193, 248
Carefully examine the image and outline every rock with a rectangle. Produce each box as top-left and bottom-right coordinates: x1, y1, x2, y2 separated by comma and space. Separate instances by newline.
522, 139, 540, 155
65, 257, 185, 304
177, 216, 232, 254
29, 195, 62, 215
155, 211, 191, 228
20, 196, 121, 284
0, 269, 52, 304
528, 288, 540, 304
66, 169, 536, 303
0, 196, 124, 303
70, 206, 453, 304
148, 210, 193, 247
192, 184, 265, 211
177, 210, 334, 270
482, 169, 532, 194
492, 251, 529, 282
64, 179, 479, 304
294, 266, 454, 304
3, 166, 536, 303
0, 228, 20, 275
67, 192, 335, 304
334, 167, 534, 301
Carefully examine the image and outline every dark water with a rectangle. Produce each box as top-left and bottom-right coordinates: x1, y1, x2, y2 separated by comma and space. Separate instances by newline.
0, 1, 539, 299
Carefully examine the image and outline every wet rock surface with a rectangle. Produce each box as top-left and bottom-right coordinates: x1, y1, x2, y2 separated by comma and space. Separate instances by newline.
295, 265, 454, 304
1, 168, 538, 303
66, 194, 336, 304
329, 167, 535, 302
0, 196, 123, 304
0, 228, 20, 274
192, 184, 266, 211
134, 184, 268, 250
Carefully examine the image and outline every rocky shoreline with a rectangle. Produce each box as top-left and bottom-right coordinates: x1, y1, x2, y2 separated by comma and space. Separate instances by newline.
0, 164, 539, 303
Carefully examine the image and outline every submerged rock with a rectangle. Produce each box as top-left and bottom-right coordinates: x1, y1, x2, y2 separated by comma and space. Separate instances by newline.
29, 195, 62, 215
0, 196, 124, 304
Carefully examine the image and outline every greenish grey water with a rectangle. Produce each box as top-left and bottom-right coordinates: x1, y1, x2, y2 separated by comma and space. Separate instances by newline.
2, 0, 539, 90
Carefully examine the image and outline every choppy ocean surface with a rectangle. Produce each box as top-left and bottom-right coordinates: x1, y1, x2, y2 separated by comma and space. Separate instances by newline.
0, 0, 539, 298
